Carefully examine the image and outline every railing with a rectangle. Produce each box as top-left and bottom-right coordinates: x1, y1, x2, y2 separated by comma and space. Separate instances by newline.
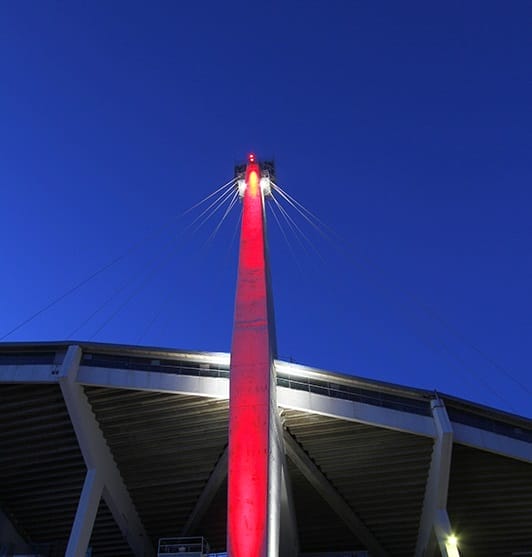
80, 351, 430, 415
276, 372, 431, 416
0, 352, 57, 365
446, 406, 532, 443
82, 352, 230, 378
158, 537, 210, 557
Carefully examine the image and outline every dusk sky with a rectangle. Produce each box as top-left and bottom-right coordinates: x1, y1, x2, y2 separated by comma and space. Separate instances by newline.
1, 2, 530, 418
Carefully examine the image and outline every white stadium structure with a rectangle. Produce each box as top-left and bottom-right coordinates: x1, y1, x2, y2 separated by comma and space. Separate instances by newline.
0, 340, 530, 557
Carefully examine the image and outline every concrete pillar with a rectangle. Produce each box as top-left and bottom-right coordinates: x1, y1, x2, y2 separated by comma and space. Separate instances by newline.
60, 345, 154, 557
66, 468, 103, 557
415, 397, 460, 556
434, 509, 460, 557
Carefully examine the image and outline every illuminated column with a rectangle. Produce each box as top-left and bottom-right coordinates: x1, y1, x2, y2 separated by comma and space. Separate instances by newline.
227, 154, 279, 557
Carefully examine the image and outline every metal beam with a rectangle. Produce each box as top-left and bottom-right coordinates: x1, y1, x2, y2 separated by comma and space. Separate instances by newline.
59, 345, 154, 557
283, 430, 389, 557
181, 446, 228, 536
415, 398, 460, 557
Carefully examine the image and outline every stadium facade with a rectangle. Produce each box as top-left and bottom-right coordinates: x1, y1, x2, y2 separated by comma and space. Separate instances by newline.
0, 342, 531, 556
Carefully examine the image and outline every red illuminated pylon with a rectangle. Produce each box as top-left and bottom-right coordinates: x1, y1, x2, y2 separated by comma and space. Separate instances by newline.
227, 155, 277, 557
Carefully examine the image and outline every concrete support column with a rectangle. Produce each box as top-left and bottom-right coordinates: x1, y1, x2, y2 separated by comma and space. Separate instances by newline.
269, 407, 299, 557
415, 398, 460, 556
279, 458, 299, 557
434, 509, 460, 557
60, 345, 154, 557
65, 468, 104, 557
268, 423, 282, 557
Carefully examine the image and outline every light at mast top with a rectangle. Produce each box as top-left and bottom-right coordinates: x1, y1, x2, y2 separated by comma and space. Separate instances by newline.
234, 154, 276, 199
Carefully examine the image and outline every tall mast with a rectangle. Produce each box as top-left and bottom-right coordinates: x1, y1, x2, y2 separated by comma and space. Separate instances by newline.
227, 154, 283, 557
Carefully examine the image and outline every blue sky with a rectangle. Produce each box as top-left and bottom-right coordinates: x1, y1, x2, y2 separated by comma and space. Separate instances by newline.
1, 2, 530, 417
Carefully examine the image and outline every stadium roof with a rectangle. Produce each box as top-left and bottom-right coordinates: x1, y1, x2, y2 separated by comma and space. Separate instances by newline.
1, 341, 531, 556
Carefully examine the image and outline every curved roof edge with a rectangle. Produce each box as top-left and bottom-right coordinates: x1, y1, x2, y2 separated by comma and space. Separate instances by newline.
0, 339, 530, 431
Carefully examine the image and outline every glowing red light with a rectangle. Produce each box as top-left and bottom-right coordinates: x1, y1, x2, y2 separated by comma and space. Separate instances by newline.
227, 154, 271, 557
